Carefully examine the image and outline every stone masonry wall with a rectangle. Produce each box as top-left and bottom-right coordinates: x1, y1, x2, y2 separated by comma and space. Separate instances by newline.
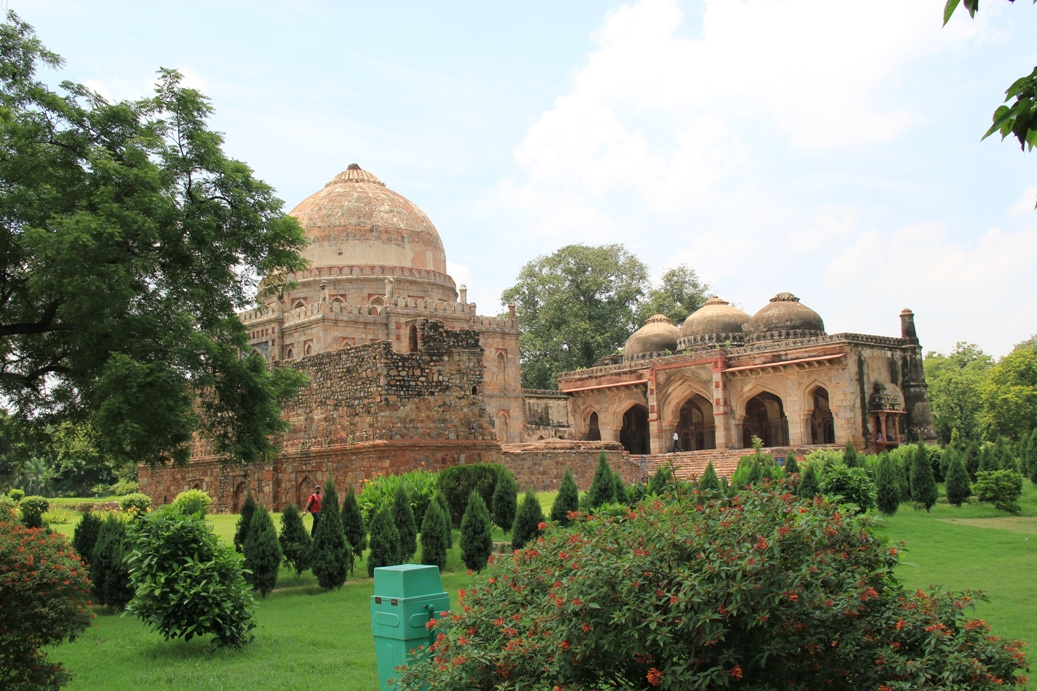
500, 440, 638, 492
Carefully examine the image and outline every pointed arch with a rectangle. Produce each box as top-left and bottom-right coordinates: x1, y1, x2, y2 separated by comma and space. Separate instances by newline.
808, 384, 835, 444
587, 411, 601, 441
741, 391, 789, 448
676, 394, 716, 450
620, 404, 651, 455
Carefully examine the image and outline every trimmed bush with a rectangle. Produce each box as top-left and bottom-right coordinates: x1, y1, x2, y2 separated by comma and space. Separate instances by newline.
171, 488, 212, 517
783, 453, 800, 475
945, 451, 973, 507
108, 479, 139, 496
511, 488, 545, 551
341, 485, 367, 567
731, 456, 762, 490
909, 443, 938, 512
233, 493, 257, 553
1, 519, 92, 690
586, 453, 616, 509
0, 494, 16, 520
419, 499, 449, 570
796, 464, 819, 499
367, 507, 401, 577
392, 486, 418, 562
1022, 428, 1037, 484
842, 440, 861, 468
19, 495, 48, 529
612, 470, 628, 505
127, 507, 255, 647
460, 491, 492, 572
974, 470, 1024, 514
875, 453, 900, 516
437, 463, 503, 529
435, 491, 453, 547
243, 504, 282, 597
311, 480, 350, 590
550, 468, 580, 527
119, 492, 151, 517
647, 464, 672, 495
818, 464, 876, 513
697, 461, 721, 492
72, 510, 103, 566
8, 488, 25, 502
91, 513, 133, 609
490, 468, 518, 533
278, 503, 312, 576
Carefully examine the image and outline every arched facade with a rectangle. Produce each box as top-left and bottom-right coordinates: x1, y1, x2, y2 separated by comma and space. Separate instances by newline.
619, 404, 650, 455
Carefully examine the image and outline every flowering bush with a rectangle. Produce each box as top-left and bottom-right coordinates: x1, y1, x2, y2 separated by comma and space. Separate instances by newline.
119, 492, 152, 516
1, 520, 93, 689
397, 483, 1027, 690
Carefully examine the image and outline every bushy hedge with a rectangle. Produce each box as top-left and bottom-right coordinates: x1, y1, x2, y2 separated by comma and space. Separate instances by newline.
119, 492, 152, 516
170, 488, 212, 517
91, 513, 134, 609
437, 464, 504, 528
358, 468, 438, 528
974, 469, 1024, 514
399, 484, 1028, 689
19, 495, 49, 529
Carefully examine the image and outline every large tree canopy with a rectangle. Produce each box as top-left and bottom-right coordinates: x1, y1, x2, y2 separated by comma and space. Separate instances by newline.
923, 342, 993, 444
981, 341, 1037, 443
0, 14, 308, 468
501, 244, 708, 389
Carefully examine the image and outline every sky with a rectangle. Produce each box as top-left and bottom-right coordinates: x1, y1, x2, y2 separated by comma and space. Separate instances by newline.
13, 0, 1037, 359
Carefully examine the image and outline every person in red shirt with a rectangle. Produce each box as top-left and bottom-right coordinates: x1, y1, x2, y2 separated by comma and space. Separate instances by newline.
303, 486, 323, 537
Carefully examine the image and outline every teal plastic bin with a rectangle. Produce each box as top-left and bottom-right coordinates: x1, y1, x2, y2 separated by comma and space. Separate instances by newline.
371, 565, 451, 690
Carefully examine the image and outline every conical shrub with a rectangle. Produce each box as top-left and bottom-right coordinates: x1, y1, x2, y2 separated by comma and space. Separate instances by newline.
367, 507, 401, 577
91, 513, 133, 609
698, 462, 721, 492
945, 450, 972, 507
419, 499, 448, 570
491, 469, 518, 533
72, 509, 103, 567
311, 480, 350, 589
875, 453, 900, 516
550, 468, 579, 527
341, 485, 367, 567
278, 503, 312, 576
511, 488, 545, 551
233, 493, 256, 553
243, 504, 282, 597
460, 491, 492, 572
587, 453, 616, 509
392, 486, 418, 562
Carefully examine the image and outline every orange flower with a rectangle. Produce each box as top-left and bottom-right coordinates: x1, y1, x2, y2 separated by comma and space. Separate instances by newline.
729, 665, 743, 680
646, 667, 663, 686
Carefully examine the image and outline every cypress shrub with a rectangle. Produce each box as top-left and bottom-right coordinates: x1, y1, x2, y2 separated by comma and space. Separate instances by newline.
698, 461, 721, 492
491, 469, 518, 533
550, 468, 580, 527
91, 513, 133, 609
731, 456, 762, 490
647, 465, 672, 495
909, 443, 938, 512
964, 440, 981, 479
842, 441, 861, 468
460, 491, 492, 572
612, 470, 628, 505
784, 453, 800, 475
945, 451, 972, 507
341, 485, 367, 566
278, 503, 312, 576
1024, 428, 1037, 484
367, 508, 402, 577
392, 486, 418, 562
72, 509, 103, 567
586, 453, 616, 509
797, 464, 819, 499
978, 443, 998, 473
875, 454, 900, 516
311, 480, 350, 590
435, 492, 453, 547
437, 463, 504, 528
233, 493, 257, 553
926, 445, 946, 483
511, 488, 545, 551
419, 499, 448, 570
243, 504, 282, 598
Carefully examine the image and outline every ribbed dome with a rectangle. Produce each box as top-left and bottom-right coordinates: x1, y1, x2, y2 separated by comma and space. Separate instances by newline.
681, 297, 750, 339
746, 292, 825, 338
624, 314, 680, 356
290, 164, 448, 273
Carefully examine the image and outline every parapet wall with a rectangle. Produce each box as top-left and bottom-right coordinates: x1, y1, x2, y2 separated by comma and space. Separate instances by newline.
500, 440, 638, 491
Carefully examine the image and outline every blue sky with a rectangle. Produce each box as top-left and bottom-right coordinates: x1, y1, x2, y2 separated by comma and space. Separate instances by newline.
16, 0, 1037, 358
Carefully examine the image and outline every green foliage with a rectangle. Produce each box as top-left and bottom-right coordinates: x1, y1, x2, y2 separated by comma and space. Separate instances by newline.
731, 456, 763, 489
511, 488, 545, 551
612, 470, 628, 505
392, 486, 418, 563
460, 491, 492, 572
974, 469, 1025, 514
926, 445, 946, 483
875, 454, 901, 516
586, 453, 616, 509
366, 508, 401, 577
311, 480, 350, 590
419, 499, 449, 571
277, 503, 312, 577
0, 15, 308, 468
647, 464, 673, 495
435, 491, 453, 548
783, 452, 800, 475
818, 464, 876, 513
945, 450, 973, 507
0, 518, 92, 690
697, 461, 721, 492
910, 443, 939, 512
1023, 428, 1037, 484
398, 484, 1028, 689
71, 510, 102, 567
356, 468, 437, 528
340, 486, 367, 562
233, 493, 257, 553
550, 468, 580, 527
170, 489, 212, 517
981, 345, 1037, 443
501, 243, 651, 389
924, 343, 993, 444
19, 494, 48, 528
8, 488, 24, 502
119, 493, 151, 516
108, 479, 139, 496
842, 440, 861, 468
797, 463, 819, 498
436, 463, 503, 529
490, 468, 518, 533
633, 264, 710, 328
243, 504, 282, 598
90, 513, 133, 609
126, 507, 255, 647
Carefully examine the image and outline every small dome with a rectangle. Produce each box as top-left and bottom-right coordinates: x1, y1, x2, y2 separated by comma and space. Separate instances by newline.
624, 314, 680, 356
681, 296, 750, 339
746, 292, 825, 338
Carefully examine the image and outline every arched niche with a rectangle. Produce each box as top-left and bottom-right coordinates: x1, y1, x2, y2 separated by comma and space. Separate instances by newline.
742, 392, 788, 448
676, 394, 716, 451
587, 411, 601, 441
809, 385, 835, 444
620, 404, 650, 455
232, 481, 248, 513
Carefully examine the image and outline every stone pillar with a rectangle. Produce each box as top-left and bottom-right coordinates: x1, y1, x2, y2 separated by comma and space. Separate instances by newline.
459, 284, 467, 303
711, 358, 732, 449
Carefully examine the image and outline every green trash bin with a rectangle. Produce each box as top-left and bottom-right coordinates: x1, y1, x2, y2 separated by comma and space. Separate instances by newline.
371, 564, 451, 690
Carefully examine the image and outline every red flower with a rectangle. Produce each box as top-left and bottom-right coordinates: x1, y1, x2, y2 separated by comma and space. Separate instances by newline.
646, 667, 663, 686
729, 665, 743, 680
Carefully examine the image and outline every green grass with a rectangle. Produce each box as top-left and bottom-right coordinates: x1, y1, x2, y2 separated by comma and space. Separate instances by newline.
42, 485, 1037, 689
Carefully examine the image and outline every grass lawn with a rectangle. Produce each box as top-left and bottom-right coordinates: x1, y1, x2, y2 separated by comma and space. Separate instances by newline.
42, 485, 1037, 689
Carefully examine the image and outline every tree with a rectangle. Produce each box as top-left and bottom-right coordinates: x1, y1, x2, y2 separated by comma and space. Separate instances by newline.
71, 508, 103, 567
367, 508, 402, 577
910, 443, 939, 512
341, 486, 367, 569
1023, 428, 1037, 484
818, 464, 876, 514
797, 463, 819, 499
490, 468, 518, 534
419, 499, 449, 571
233, 493, 257, 553
551, 468, 580, 527
974, 469, 1024, 514
90, 513, 133, 609
697, 461, 721, 492
435, 491, 453, 548
392, 486, 418, 563
460, 491, 493, 572
923, 343, 993, 444
501, 244, 650, 389
875, 454, 901, 516
278, 503, 312, 577
633, 264, 710, 328
586, 453, 617, 509
783, 453, 800, 476
311, 480, 350, 590
842, 441, 861, 468
945, 450, 973, 507
243, 504, 282, 598
0, 14, 308, 468
511, 488, 545, 551
980, 345, 1037, 443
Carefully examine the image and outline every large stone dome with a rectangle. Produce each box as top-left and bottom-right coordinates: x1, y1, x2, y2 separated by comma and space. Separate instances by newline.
746, 292, 825, 340
624, 314, 680, 356
681, 296, 750, 340
290, 164, 448, 273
